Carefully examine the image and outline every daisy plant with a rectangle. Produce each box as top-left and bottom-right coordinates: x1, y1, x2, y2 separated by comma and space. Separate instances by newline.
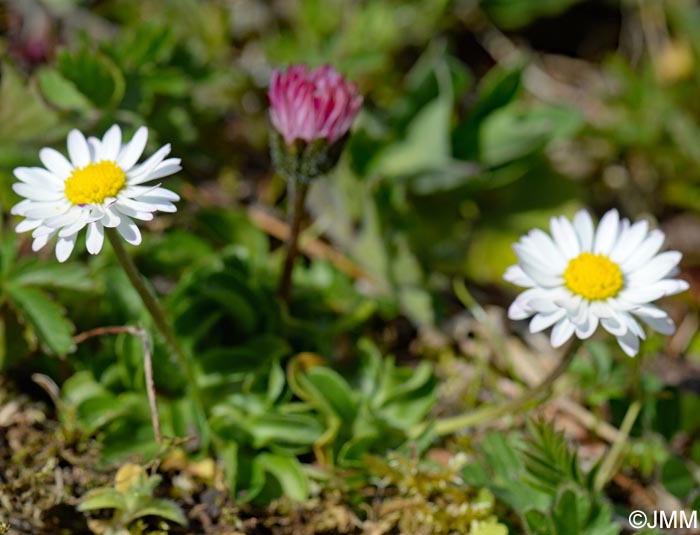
10, 125, 205, 441
268, 64, 362, 302
435, 209, 688, 437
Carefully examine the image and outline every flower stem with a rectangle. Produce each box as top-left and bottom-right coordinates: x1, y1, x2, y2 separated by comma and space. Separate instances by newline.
106, 228, 206, 436
593, 399, 642, 491
433, 338, 582, 436
278, 179, 309, 303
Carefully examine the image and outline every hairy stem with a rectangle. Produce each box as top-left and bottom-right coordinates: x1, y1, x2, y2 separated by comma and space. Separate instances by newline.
106, 228, 206, 437
278, 179, 309, 303
594, 400, 642, 491
433, 339, 582, 436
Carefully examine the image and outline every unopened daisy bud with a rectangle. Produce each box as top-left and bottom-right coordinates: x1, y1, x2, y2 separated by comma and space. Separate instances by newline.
504, 209, 689, 357
268, 64, 362, 182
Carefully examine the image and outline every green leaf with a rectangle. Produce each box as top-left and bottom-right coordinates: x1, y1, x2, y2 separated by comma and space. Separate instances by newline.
61, 371, 108, 405
0, 64, 60, 143
12, 261, 93, 291
76, 394, 131, 434
57, 48, 125, 107
482, 0, 583, 30
37, 67, 92, 111
77, 488, 126, 512
133, 499, 187, 526
480, 104, 582, 166
248, 412, 325, 448
374, 93, 453, 177
525, 509, 554, 535
661, 456, 697, 500
303, 367, 358, 422
266, 359, 286, 405
0, 230, 17, 278
552, 488, 590, 534
198, 335, 290, 376
6, 284, 74, 355
220, 442, 238, 497
453, 66, 522, 160
254, 453, 308, 502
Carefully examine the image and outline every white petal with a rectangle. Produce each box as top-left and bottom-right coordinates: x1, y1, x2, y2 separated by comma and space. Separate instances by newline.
504, 265, 536, 288
593, 209, 620, 255
44, 206, 84, 229
55, 234, 77, 263
39, 148, 74, 180
129, 157, 180, 181
522, 229, 567, 270
126, 145, 172, 184
99, 124, 122, 161
574, 314, 598, 339
114, 203, 154, 221
619, 310, 646, 339
627, 251, 682, 286
550, 216, 580, 259
571, 302, 598, 338
15, 219, 43, 233
633, 307, 675, 335
513, 287, 566, 315
67, 129, 91, 168
610, 220, 648, 264
590, 300, 616, 319
508, 300, 532, 320
14, 167, 63, 189
101, 206, 122, 228
619, 279, 689, 303
33, 225, 57, 238
117, 126, 148, 171
12, 183, 63, 201
32, 230, 54, 252
133, 197, 177, 212
616, 331, 640, 357
551, 318, 575, 347
87, 137, 100, 161
573, 210, 594, 251
621, 230, 665, 272
116, 197, 165, 213
124, 184, 162, 198
116, 216, 142, 245
86, 222, 105, 255
139, 187, 180, 202
630, 303, 667, 318
529, 309, 566, 333
23, 201, 71, 220
58, 209, 90, 237
553, 293, 582, 314
601, 314, 627, 336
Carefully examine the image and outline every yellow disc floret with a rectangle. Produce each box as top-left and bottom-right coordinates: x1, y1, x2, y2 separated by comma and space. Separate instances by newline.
64, 160, 126, 205
564, 252, 624, 300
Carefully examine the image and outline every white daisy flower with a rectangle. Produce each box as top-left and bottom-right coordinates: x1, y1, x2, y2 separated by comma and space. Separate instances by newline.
11, 125, 181, 262
504, 209, 689, 357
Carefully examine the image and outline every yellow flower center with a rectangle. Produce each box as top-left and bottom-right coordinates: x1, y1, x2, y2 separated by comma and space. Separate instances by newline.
64, 161, 126, 205
563, 252, 623, 300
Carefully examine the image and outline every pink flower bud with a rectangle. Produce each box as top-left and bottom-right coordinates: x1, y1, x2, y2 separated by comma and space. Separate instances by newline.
268, 64, 362, 147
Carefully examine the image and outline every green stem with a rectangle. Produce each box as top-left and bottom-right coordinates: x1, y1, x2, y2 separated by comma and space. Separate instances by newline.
278, 179, 309, 303
106, 229, 207, 431
593, 399, 642, 491
433, 338, 582, 436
